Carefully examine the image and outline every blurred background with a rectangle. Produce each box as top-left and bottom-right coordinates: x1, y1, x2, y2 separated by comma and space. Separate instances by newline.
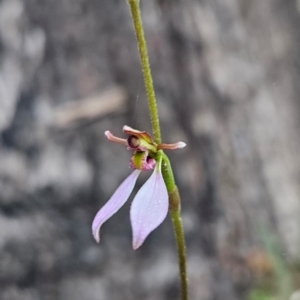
0, 0, 300, 299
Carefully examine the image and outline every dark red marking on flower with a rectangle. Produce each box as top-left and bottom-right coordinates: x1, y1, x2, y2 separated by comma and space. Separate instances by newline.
127, 135, 141, 149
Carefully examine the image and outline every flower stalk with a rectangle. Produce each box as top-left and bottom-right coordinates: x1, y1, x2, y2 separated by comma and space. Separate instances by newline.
127, 0, 161, 144
127, 1, 189, 299
170, 210, 188, 300
162, 154, 188, 300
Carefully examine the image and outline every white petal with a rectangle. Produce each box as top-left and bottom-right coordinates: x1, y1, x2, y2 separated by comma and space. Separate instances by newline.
92, 170, 141, 242
130, 169, 169, 249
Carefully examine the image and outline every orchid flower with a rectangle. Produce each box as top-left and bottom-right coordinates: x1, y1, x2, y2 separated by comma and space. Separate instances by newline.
92, 125, 186, 249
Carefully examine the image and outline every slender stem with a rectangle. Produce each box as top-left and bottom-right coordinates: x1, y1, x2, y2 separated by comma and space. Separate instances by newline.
170, 210, 188, 300
127, 0, 161, 144
162, 154, 188, 300
127, 1, 188, 299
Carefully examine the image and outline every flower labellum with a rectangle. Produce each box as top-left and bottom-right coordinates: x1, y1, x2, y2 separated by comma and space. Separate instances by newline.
92, 126, 186, 249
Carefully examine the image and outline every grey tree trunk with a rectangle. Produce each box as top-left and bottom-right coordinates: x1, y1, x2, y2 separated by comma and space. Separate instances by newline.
0, 0, 299, 299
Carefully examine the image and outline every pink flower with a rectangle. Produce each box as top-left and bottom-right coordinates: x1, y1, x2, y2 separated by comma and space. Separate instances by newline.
92, 126, 186, 249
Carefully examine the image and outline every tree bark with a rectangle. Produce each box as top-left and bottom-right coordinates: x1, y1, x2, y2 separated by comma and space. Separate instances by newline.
0, 0, 299, 299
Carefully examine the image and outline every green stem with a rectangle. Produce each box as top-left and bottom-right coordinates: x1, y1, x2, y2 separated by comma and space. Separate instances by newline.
127, 1, 188, 299
162, 154, 188, 300
127, 0, 161, 144
170, 210, 188, 300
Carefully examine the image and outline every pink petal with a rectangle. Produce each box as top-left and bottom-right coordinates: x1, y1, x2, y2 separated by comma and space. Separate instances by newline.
92, 170, 141, 243
130, 169, 169, 249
